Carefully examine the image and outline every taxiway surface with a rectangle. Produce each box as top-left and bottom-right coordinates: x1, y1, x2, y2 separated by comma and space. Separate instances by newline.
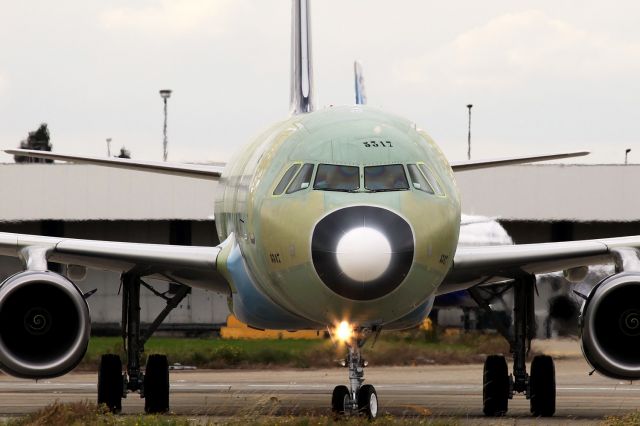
0, 356, 638, 424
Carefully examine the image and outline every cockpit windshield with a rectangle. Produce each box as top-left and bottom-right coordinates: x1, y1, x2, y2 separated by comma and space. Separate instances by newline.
273, 164, 301, 195
276, 162, 444, 196
407, 164, 435, 194
407, 163, 445, 195
314, 164, 359, 192
286, 163, 315, 194
418, 164, 444, 195
364, 164, 409, 192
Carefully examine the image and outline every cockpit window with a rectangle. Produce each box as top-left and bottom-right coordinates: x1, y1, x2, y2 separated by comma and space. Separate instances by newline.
314, 164, 359, 192
286, 163, 315, 194
418, 164, 444, 195
364, 165, 409, 191
273, 164, 301, 195
407, 164, 435, 194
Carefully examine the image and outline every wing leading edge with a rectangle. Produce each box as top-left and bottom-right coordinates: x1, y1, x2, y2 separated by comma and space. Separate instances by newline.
4, 149, 224, 180
450, 151, 589, 172
440, 235, 640, 295
0, 232, 229, 292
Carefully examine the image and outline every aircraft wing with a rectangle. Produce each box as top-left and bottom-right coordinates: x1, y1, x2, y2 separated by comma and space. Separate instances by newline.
4, 149, 224, 180
438, 236, 640, 295
450, 151, 589, 172
0, 232, 229, 292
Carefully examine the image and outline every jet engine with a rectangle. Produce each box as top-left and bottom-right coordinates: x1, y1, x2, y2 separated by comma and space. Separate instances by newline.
580, 272, 640, 380
0, 270, 90, 379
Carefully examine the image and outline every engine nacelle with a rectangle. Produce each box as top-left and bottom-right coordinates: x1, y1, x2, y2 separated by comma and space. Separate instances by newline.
0, 270, 90, 379
580, 272, 640, 380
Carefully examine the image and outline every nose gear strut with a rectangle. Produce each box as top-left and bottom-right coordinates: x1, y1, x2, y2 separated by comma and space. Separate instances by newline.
331, 327, 379, 419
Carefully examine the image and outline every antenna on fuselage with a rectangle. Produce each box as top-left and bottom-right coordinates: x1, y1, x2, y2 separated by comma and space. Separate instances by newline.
354, 61, 367, 105
290, 0, 315, 115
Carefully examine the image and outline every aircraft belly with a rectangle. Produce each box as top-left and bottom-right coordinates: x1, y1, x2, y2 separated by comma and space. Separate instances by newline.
384, 296, 435, 330
268, 261, 441, 327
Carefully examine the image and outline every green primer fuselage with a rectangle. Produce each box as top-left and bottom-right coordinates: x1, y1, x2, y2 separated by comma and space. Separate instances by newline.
214, 105, 461, 328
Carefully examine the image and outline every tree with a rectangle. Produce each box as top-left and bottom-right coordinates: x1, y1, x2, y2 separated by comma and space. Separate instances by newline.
14, 123, 53, 163
117, 146, 131, 159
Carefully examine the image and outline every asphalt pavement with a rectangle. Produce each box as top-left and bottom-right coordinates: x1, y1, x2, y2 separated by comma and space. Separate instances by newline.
0, 348, 638, 425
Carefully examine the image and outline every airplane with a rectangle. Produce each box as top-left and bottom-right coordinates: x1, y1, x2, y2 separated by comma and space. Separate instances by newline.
2, 0, 639, 420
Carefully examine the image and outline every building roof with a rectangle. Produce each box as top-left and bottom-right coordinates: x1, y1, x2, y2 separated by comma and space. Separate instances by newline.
0, 163, 636, 222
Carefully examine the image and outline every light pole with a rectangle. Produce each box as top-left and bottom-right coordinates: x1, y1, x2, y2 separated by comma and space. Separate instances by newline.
626, 148, 631, 165
159, 89, 172, 161
106, 138, 112, 157
467, 104, 473, 160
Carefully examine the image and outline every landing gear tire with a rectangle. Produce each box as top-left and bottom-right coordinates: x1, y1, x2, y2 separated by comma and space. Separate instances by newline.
144, 354, 170, 414
331, 385, 350, 415
97, 354, 123, 413
357, 384, 378, 419
483, 355, 509, 416
529, 355, 556, 417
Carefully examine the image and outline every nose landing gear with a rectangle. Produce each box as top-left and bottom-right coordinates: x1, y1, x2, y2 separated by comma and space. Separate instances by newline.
330, 328, 379, 419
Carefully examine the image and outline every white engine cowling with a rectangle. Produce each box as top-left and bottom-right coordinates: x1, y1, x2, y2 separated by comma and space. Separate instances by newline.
0, 270, 90, 379
580, 272, 640, 380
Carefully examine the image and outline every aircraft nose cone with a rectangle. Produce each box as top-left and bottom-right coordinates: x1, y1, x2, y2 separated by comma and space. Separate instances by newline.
336, 227, 391, 282
312, 206, 414, 301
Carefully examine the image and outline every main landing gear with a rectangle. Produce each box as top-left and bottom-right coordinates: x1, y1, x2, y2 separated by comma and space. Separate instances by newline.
470, 275, 556, 417
97, 273, 190, 413
331, 328, 379, 419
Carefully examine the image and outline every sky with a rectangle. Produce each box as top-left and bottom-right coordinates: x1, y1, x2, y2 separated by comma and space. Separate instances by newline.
1, 1, 640, 164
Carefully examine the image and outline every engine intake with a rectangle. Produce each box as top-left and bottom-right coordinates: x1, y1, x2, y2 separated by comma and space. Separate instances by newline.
580, 272, 640, 380
0, 271, 90, 379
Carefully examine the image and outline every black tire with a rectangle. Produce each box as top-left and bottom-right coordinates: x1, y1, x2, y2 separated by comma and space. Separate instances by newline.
144, 354, 170, 414
357, 384, 378, 419
530, 355, 556, 417
331, 385, 350, 415
482, 355, 509, 416
97, 354, 122, 413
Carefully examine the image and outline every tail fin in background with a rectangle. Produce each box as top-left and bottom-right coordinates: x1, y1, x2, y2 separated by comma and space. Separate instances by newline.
290, 0, 315, 115
354, 61, 367, 105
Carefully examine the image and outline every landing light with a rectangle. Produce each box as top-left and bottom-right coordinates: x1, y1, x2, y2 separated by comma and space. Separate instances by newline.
335, 321, 353, 343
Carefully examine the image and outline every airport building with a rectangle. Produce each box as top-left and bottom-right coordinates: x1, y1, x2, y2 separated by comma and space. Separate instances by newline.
456, 164, 640, 243
0, 162, 636, 334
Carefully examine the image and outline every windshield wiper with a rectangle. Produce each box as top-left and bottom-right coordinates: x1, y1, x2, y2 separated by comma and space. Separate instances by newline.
316, 188, 360, 193
366, 188, 409, 193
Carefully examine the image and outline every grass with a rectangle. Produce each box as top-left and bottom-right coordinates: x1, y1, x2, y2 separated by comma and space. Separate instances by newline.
80, 330, 509, 370
603, 411, 640, 425
6, 401, 192, 426
6, 401, 459, 426
83, 337, 332, 369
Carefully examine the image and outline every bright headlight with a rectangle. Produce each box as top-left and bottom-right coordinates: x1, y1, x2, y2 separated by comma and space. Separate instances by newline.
335, 321, 353, 343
